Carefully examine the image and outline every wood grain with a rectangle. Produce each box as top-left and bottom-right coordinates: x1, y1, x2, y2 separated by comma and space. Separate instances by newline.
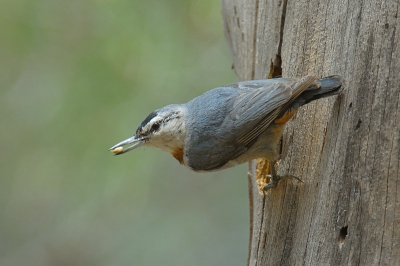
222, 0, 400, 265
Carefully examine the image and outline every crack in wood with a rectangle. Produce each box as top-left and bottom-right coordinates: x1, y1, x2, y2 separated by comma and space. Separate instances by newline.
251, 0, 260, 80
254, 197, 266, 266
247, 170, 254, 266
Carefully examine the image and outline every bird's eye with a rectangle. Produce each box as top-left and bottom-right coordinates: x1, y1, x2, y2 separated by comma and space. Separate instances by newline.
151, 122, 160, 131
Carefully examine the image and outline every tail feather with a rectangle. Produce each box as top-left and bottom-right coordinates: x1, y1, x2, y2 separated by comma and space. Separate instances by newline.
292, 75, 343, 108
274, 75, 343, 124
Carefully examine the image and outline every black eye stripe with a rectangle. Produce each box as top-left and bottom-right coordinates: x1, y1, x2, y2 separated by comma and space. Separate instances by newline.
164, 112, 181, 123
136, 110, 181, 136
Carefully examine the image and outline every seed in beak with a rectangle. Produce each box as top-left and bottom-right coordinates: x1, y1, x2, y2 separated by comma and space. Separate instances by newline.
110, 147, 124, 154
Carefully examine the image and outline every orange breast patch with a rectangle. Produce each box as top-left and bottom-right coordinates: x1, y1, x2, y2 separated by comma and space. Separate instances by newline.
171, 147, 185, 165
274, 108, 297, 124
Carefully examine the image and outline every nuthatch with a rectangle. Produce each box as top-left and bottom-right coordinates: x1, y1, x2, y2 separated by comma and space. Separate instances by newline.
109, 75, 343, 190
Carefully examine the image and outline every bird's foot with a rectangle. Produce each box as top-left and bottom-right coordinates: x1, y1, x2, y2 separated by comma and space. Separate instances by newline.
262, 174, 303, 192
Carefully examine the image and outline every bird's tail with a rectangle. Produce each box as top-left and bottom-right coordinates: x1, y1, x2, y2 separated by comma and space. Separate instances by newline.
273, 75, 343, 125
300, 75, 343, 105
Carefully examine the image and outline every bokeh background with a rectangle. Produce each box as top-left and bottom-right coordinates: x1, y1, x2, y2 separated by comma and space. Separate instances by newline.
0, 0, 249, 265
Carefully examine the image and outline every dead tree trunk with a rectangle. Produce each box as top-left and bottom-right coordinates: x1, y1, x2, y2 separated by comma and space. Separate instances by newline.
222, 1, 400, 265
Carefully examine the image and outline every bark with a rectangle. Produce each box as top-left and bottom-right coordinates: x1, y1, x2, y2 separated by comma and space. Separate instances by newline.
222, 1, 400, 265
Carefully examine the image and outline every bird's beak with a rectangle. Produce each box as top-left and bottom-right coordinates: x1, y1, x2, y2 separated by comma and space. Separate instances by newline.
108, 135, 146, 155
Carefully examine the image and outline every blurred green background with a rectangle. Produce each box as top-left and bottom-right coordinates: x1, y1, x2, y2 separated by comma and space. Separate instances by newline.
0, 0, 249, 265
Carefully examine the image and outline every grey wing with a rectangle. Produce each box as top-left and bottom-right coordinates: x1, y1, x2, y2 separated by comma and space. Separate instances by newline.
194, 82, 293, 171
225, 82, 292, 146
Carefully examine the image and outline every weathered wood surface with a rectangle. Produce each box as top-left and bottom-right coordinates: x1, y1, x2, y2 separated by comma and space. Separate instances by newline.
222, 1, 400, 265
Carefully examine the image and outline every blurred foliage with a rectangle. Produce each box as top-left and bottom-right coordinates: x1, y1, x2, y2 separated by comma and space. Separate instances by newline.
0, 0, 250, 265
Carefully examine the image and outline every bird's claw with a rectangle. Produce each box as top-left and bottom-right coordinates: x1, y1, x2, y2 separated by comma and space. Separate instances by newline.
263, 174, 280, 189
262, 174, 303, 192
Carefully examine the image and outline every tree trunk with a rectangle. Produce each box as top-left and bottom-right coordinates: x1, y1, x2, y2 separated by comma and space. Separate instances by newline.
222, 1, 400, 265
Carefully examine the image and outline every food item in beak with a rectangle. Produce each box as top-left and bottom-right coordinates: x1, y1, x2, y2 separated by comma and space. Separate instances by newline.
111, 147, 124, 155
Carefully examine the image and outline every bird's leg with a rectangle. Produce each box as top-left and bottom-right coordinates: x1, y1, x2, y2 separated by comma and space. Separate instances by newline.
263, 161, 303, 191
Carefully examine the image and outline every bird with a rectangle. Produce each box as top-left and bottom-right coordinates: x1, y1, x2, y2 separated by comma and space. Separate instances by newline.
109, 75, 343, 190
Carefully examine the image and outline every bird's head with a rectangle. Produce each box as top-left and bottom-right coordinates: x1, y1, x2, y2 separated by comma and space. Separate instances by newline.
109, 104, 186, 162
